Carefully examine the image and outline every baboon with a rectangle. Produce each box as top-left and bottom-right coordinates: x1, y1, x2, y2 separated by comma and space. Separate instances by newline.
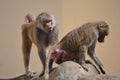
45, 21, 109, 80
21, 12, 58, 77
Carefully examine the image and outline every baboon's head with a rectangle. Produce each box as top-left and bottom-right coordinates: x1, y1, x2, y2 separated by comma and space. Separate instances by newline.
97, 21, 109, 42
36, 12, 56, 33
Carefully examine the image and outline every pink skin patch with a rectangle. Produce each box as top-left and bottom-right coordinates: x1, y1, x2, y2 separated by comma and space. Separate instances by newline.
43, 20, 53, 33
24, 17, 30, 23
46, 22, 53, 33
21, 17, 29, 30
52, 49, 67, 64
56, 49, 60, 52
21, 16, 34, 30
46, 21, 52, 27
43, 20, 52, 26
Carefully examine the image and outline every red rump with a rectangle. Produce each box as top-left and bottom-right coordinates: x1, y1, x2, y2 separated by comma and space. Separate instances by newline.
21, 14, 33, 30
24, 17, 30, 23
52, 49, 65, 64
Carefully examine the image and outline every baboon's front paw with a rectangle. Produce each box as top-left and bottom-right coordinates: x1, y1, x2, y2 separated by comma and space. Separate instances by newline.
81, 64, 89, 72
99, 66, 106, 74
26, 71, 35, 78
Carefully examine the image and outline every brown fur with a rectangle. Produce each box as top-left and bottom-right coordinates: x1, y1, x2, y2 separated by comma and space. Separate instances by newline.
59, 21, 109, 55
45, 21, 109, 80
22, 12, 58, 77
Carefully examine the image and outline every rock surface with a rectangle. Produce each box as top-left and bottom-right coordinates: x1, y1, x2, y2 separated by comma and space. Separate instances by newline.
0, 61, 120, 80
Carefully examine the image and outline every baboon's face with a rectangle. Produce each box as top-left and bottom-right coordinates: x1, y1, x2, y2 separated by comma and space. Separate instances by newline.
98, 21, 109, 42
36, 13, 56, 33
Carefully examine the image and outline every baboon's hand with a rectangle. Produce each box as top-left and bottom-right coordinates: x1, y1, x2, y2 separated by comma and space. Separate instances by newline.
26, 70, 35, 78
99, 66, 106, 74
81, 64, 89, 72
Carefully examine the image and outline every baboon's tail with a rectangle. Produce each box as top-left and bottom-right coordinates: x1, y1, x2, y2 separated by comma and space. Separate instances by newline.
24, 13, 34, 23
21, 13, 34, 30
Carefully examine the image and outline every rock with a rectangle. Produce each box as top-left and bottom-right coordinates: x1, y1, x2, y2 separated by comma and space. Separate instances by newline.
31, 61, 120, 80
1, 61, 120, 80
49, 61, 100, 80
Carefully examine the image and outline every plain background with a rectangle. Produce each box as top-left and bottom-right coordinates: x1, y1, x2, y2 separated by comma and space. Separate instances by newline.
0, 0, 120, 78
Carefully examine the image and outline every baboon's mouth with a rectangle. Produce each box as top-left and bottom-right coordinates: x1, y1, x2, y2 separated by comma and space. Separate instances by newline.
98, 38, 104, 42
48, 28, 53, 33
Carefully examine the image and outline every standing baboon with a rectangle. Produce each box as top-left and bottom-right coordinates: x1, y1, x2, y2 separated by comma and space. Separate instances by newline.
21, 12, 58, 77
45, 21, 109, 80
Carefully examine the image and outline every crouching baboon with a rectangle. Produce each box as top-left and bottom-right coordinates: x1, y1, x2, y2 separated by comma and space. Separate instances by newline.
45, 21, 109, 80
21, 12, 58, 77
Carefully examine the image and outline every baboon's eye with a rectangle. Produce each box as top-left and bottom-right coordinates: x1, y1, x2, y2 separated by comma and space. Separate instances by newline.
44, 20, 52, 23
